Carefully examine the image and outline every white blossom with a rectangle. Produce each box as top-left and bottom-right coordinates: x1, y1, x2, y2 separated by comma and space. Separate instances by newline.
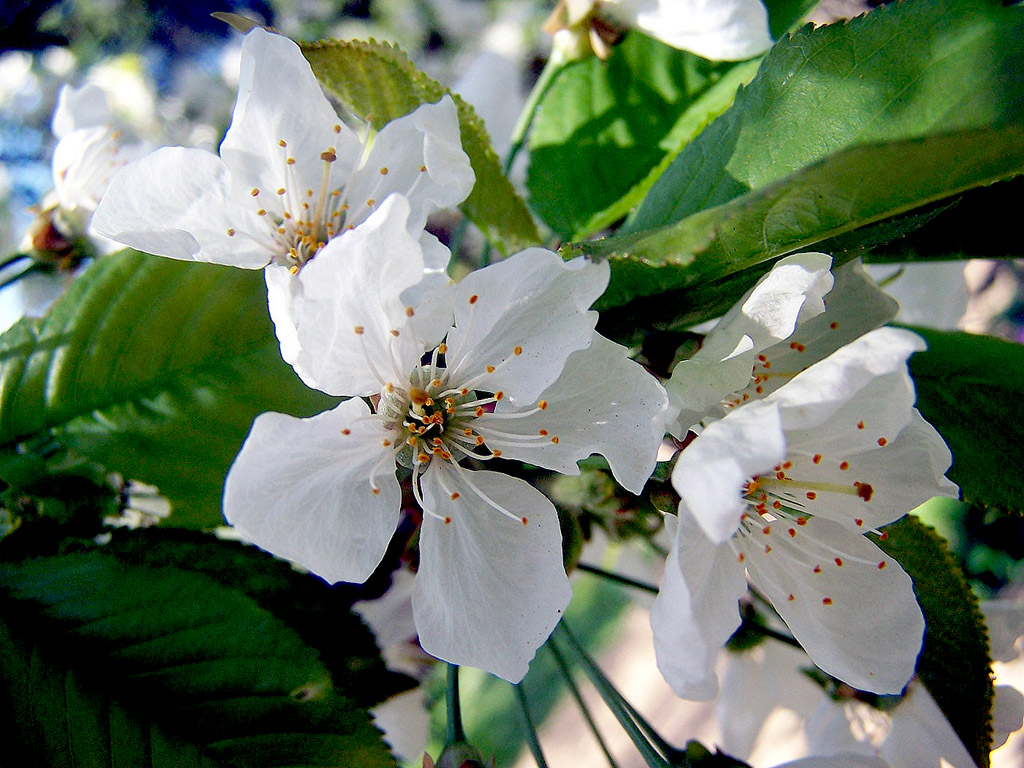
666, 253, 899, 436
652, 327, 958, 700
223, 206, 670, 681
92, 27, 474, 361
548, 0, 773, 61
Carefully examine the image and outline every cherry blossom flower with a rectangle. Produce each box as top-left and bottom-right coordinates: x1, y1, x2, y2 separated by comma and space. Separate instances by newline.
652, 327, 958, 700
92, 27, 474, 361
666, 254, 898, 436
29, 82, 149, 259
223, 204, 670, 681
546, 0, 773, 61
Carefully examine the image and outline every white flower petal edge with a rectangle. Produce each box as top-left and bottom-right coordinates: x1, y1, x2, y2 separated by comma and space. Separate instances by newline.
622, 0, 774, 61
650, 511, 748, 699
414, 462, 572, 683
445, 248, 610, 406
477, 332, 670, 494
52, 83, 113, 139
223, 398, 402, 584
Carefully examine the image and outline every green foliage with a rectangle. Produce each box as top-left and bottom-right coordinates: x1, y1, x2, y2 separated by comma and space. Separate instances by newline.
300, 37, 541, 255
629, 0, 1024, 232
569, 126, 1024, 314
877, 516, 993, 767
0, 250, 337, 528
527, 32, 759, 237
908, 327, 1024, 517
0, 543, 397, 767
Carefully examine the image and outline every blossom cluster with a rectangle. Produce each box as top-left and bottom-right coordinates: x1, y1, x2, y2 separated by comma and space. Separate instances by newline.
91, 22, 957, 714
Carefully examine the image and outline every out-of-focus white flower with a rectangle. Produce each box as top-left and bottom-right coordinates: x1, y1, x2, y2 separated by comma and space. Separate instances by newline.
93, 27, 474, 364
666, 254, 897, 436
652, 328, 957, 699
866, 262, 970, 330
224, 213, 670, 682
546, 0, 773, 61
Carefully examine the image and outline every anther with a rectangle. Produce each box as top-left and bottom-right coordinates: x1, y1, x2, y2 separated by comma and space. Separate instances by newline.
321, 150, 337, 162
287, 157, 296, 165
366, 198, 376, 206
469, 294, 479, 305
450, 492, 460, 500
278, 139, 287, 147
380, 167, 388, 175
354, 325, 365, 335
250, 187, 259, 196
226, 228, 235, 236
538, 400, 548, 410
877, 437, 888, 446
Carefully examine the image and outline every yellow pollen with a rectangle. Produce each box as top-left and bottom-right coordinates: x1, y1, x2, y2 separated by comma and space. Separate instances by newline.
486, 365, 496, 374
405, 306, 415, 317
276, 187, 286, 195
380, 167, 388, 175
495, 391, 504, 400
250, 188, 259, 196
468, 294, 479, 305
287, 157, 296, 165
439, 344, 448, 354
257, 209, 267, 216
354, 325, 365, 335
366, 198, 376, 207
226, 228, 235, 236
538, 400, 548, 410
419, 165, 427, 172
321, 150, 337, 162
450, 492, 460, 500
278, 139, 287, 147
514, 346, 522, 355
410, 387, 431, 406
289, 265, 299, 275
333, 124, 341, 133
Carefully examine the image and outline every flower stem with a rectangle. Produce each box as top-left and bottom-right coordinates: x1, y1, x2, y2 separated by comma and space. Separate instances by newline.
553, 623, 672, 768
0, 252, 31, 271
513, 682, 551, 768
0, 262, 45, 291
547, 638, 621, 768
576, 562, 659, 594
503, 55, 566, 177
445, 663, 466, 746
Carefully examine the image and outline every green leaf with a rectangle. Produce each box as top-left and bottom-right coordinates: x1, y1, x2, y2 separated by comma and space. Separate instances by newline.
907, 327, 1024, 517
568, 126, 1024, 313
299, 38, 541, 255
527, 32, 758, 237
0, 251, 337, 528
763, 0, 817, 38
629, 0, 1024, 232
877, 516, 993, 767
0, 550, 396, 767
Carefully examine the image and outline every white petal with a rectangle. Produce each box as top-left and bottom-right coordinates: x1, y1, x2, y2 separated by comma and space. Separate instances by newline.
769, 327, 925, 446
667, 252, 833, 432
784, 409, 957, 532
671, 400, 787, 543
650, 510, 748, 699
882, 684, 980, 768
52, 83, 113, 137
223, 398, 401, 584
92, 146, 270, 267
740, 515, 924, 694
615, 0, 773, 60
413, 463, 572, 682
283, 196, 449, 395
476, 333, 670, 493
344, 96, 474, 233
446, 250, 609, 405
219, 28, 361, 202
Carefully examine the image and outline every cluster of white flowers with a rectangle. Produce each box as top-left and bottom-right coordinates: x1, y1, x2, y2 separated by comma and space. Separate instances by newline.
92, 22, 957, 722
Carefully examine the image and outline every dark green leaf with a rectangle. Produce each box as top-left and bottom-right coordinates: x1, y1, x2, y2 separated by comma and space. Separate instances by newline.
527, 33, 757, 237
907, 327, 1024, 517
0, 251, 337, 528
629, 0, 1024, 232
568, 126, 1024, 313
300, 37, 541, 255
877, 516, 993, 767
0, 550, 396, 767
763, 0, 817, 38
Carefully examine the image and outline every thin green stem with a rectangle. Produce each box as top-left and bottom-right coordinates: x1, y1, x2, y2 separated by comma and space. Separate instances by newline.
0, 262, 45, 291
445, 663, 466, 745
503, 56, 565, 177
576, 562, 659, 594
554, 623, 672, 768
513, 682, 550, 768
547, 639, 620, 768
